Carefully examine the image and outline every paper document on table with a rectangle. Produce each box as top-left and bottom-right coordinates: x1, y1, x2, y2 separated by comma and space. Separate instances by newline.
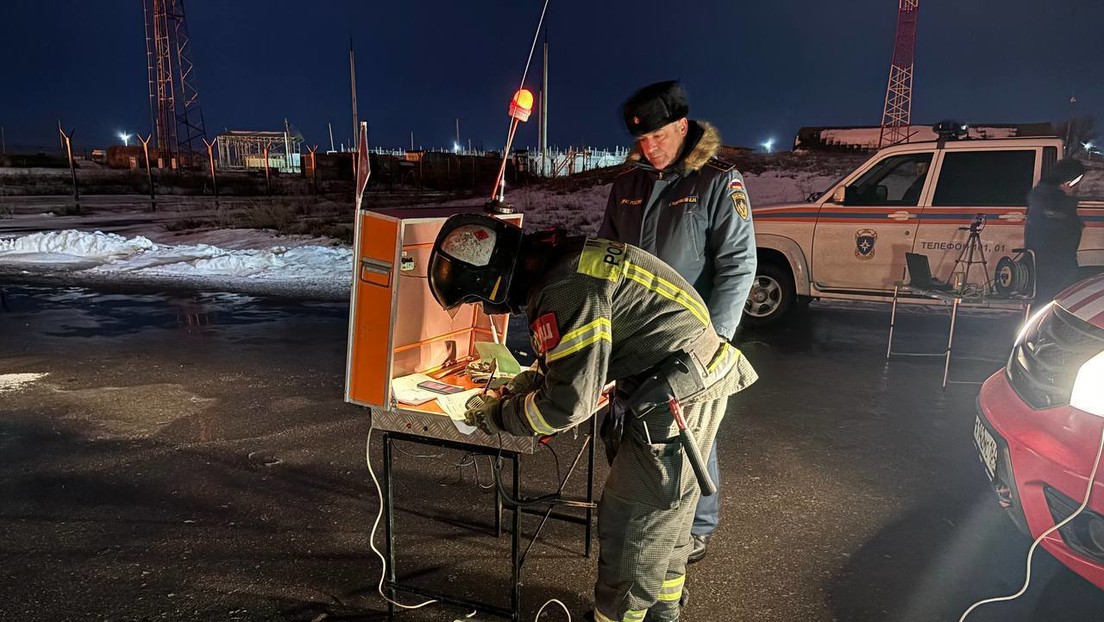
390, 373, 439, 406
436, 388, 482, 419
436, 388, 482, 435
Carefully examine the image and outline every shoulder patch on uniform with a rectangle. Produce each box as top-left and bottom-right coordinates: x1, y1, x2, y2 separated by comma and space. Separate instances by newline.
578, 238, 626, 282
530, 313, 561, 355
729, 178, 750, 220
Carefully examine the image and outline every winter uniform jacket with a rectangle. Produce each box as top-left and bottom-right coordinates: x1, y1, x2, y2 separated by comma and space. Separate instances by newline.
495, 236, 757, 438
599, 121, 757, 339
1026, 182, 1084, 299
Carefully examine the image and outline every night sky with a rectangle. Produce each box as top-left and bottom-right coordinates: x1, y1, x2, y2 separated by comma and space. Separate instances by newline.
1, 0, 1101, 153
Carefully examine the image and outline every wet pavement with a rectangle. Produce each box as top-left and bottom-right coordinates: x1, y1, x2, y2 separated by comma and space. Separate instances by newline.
2, 285, 1104, 621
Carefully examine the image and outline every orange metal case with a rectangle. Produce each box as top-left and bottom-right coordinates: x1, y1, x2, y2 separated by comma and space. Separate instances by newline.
344, 205, 532, 451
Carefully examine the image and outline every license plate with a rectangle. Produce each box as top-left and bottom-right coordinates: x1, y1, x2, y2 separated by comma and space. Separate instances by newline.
973, 415, 998, 482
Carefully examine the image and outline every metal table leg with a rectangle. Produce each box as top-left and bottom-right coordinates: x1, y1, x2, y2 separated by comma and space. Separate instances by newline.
942, 297, 960, 388
887, 284, 900, 359
511, 455, 521, 621
585, 415, 596, 558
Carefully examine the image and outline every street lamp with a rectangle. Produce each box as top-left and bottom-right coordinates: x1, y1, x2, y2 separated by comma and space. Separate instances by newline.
761, 138, 774, 153
118, 132, 132, 146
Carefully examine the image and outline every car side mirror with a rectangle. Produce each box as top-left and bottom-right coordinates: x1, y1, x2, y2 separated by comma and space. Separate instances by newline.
805, 191, 823, 202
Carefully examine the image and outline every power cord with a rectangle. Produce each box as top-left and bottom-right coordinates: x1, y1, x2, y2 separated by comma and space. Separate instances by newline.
365, 424, 577, 621
959, 421, 1104, 621
364, 423, 438, 611
534, 598, 572, 620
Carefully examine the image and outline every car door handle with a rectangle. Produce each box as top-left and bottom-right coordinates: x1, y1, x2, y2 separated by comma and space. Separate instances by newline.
998, 213, 1025, 223
887, 211, 915, 221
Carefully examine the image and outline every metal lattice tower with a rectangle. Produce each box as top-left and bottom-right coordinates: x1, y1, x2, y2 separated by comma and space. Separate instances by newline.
144, 0, 206, 167
878, 0, 920, 148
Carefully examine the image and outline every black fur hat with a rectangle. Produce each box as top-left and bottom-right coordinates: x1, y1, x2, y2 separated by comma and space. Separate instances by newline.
622, 80, 689, 137
1043, 158, 1086, 185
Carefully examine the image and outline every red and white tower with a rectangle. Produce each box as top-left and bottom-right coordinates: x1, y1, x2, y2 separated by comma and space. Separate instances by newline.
878, 0, 920, 148
144, 0, 206, 168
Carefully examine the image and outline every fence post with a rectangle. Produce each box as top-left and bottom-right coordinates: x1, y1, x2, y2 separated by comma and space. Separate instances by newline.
57, 121, 80, 214
203, 137, 219, 208
137, 134, 156, 211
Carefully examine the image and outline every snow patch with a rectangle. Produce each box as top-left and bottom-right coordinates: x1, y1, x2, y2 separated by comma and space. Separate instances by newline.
0, 372, 48, 393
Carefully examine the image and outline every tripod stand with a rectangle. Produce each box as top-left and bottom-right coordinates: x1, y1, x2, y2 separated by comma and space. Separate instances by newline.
952, 214, 990, 295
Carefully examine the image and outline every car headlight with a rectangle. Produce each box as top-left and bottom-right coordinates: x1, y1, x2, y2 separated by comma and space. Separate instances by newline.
1071, 349, 1104, 417
1014, 301, 1054, 347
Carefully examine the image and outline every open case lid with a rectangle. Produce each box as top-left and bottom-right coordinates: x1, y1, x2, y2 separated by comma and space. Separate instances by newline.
344, 204, 522, 411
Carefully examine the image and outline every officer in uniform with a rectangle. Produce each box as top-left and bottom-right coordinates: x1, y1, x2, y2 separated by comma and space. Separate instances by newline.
428, 213, 757, 622
600, 80, 757, 563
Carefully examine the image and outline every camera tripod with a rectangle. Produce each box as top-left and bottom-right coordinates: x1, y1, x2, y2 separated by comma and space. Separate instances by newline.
952, 214, 991, 295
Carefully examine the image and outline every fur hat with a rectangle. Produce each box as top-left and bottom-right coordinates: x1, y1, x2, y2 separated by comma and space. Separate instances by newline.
1043, 158, 1086, 185
622, 80, 689, 137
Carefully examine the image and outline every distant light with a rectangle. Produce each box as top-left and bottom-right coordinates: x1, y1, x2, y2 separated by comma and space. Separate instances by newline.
118, 132, 132, 146
1084, 141, 1096, 152
761, 138, 774, 153
453, 142, 461, 154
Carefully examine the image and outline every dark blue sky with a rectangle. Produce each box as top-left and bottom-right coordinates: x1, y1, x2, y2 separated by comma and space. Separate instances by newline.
1, 1, 1101, 153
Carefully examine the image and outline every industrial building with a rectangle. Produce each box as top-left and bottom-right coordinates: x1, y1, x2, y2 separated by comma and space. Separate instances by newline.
216, 129, 303, 174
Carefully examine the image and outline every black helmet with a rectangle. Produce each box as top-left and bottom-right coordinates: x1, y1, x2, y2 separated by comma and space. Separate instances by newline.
428, 213, 524, 312
1043, 158, 1086, 185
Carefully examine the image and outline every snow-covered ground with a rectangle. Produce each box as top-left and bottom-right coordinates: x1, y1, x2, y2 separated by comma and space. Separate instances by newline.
0, 171, 833, 299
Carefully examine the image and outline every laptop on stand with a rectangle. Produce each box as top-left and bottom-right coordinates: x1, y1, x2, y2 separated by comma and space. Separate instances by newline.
905, 252, 954, 292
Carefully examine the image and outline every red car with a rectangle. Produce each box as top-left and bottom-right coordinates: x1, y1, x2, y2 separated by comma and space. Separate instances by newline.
975, 273, 1104, 589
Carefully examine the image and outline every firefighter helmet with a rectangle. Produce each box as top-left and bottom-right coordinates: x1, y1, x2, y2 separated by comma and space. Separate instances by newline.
429, 213, 523, 312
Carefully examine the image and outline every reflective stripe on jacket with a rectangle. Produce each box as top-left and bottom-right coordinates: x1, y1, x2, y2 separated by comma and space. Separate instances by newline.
498, 237, 755, 437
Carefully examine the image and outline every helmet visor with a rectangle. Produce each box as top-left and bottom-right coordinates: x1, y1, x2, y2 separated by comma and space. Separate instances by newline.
429, 252, 504, 310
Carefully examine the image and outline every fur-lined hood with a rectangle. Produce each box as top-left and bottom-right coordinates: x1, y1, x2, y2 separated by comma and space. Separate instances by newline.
626, 120, 721, 174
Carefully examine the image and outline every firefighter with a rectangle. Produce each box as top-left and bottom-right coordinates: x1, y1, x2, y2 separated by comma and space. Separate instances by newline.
428, 213, 757, 622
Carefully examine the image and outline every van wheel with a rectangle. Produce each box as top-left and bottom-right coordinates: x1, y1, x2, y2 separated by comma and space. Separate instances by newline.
743, 262, 796, 328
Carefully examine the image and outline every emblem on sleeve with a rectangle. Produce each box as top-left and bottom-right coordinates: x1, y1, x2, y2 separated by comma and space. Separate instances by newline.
730, 189, 749, 220
855, 229, 877, 259
530, 313, 561, 355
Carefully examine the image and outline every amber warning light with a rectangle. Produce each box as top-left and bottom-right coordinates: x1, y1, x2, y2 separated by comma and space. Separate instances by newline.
509, 89, 534, 122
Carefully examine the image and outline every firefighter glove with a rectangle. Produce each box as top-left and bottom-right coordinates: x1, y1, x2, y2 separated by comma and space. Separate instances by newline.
504, 370, 542, 396
464, 396, 504, 435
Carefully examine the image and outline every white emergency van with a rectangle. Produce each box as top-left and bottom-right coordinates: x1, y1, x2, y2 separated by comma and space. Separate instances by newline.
746, 136, 1104, 326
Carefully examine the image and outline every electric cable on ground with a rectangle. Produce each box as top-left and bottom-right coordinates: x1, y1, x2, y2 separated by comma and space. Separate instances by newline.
959, 421, 1104, 621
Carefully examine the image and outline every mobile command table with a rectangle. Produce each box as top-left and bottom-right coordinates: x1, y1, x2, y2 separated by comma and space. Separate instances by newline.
344, 205, 600, 620
886, 282, 1033, 388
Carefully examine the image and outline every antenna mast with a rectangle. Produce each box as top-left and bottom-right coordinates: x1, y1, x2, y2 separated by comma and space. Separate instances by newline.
144, 0, 207, 167
878, 0, 920, 148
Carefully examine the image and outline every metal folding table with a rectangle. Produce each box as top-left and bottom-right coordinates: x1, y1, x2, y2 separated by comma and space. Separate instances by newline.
886, 282, 1033, 387
374, 407, 599, 621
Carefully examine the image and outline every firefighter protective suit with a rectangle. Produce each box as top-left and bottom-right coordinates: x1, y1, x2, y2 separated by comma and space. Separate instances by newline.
482, 236, 757, 621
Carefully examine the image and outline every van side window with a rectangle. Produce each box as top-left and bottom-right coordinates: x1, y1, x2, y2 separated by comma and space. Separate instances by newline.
931, 150, 1036, 207
844, 153, 933, 206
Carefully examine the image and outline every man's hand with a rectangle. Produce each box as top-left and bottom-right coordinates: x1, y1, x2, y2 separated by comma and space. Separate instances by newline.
463, 395, 504, 434
504, 370, 542, 396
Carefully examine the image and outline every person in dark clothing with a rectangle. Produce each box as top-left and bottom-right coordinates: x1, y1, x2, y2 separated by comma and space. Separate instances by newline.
600, 80, 757, 564
1025, 158, 1085, 301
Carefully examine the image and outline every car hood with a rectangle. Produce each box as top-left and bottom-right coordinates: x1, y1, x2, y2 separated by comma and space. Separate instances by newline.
1055, 273, 1104, 329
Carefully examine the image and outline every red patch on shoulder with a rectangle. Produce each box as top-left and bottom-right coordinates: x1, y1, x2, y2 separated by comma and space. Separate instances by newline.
530, 313, 561, 355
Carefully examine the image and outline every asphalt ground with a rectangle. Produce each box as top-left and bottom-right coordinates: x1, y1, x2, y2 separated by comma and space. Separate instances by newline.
3, 285, 1104, 621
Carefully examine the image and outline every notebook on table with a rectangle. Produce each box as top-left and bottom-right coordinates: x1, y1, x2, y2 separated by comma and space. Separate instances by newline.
905, 253, 954, 292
